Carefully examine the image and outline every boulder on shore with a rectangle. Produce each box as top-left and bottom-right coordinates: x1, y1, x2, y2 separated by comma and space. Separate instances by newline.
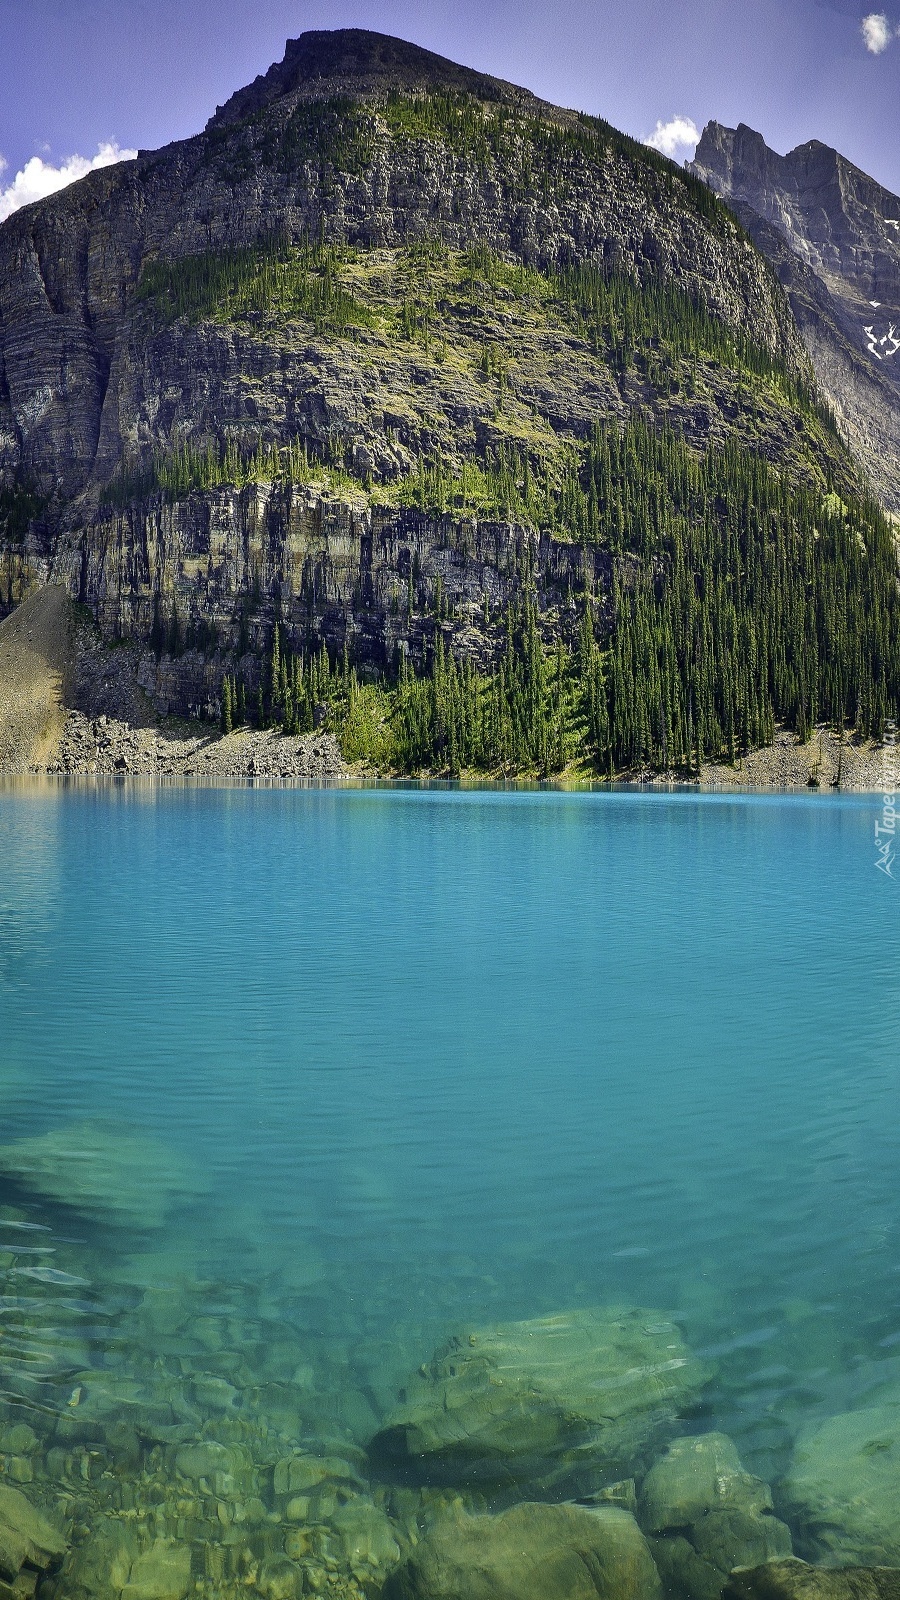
369, 1306, 709, 1495
384, 1500, 662, 1600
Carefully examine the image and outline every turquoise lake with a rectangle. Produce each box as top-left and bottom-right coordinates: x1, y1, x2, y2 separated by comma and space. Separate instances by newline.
1, 781, 899, 1586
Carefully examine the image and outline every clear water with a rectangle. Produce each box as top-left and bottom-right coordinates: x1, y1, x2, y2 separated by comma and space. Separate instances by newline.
1, 781, 898, 1577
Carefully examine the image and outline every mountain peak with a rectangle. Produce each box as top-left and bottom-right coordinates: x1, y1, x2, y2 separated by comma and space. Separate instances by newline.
693, 121, 873, 193
691, 118, 900, 511
207, 28, 535, 130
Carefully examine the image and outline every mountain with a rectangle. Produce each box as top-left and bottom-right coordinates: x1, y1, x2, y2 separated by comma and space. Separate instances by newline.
0, 29, 897, 773
691, 121, 900, 512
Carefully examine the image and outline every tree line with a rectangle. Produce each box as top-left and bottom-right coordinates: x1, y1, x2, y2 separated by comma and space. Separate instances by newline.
215, 416, 900, 773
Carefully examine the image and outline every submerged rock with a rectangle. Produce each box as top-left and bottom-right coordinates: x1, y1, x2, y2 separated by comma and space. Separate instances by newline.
54, 1522, 192, 1600
639, 1433, 792, 1598
0, 1483, 65, 1586
273, 1452, 366, 1497
0, 1121, 208, 1229
120, 1539, 192, 1600
369, 1306, 709, 1494
723, 1559, 900, 1598
384, 1501, 662, 1600
54, 1370, 200, 1449
641, 1433, 773, 1530
781, 1403, 900, 1564
49, 1515, 139, 1600
256, 1557, 305, 1600
322, 1495, 403, 1577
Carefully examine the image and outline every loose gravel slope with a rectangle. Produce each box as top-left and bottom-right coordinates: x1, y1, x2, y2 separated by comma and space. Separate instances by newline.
0, 587, 74, 774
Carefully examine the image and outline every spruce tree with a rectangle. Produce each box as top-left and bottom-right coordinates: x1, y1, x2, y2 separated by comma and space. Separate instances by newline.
221, 675, 233, 734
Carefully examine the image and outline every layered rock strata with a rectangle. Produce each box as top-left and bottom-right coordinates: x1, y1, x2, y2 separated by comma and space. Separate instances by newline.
691, 122, 900, 509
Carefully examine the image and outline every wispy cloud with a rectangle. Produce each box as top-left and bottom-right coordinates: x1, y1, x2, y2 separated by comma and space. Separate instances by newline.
861, 12, 895, 52
0, 142, 137, 224
644, 116, 701, 160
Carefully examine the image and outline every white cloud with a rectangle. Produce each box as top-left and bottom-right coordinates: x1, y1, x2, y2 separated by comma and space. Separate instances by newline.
0, 142, 137, 224
644, 116, 701, 160
862, 12, 893, 51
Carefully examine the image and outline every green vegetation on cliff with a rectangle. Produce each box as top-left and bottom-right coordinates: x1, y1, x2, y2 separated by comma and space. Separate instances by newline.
218, 417, 898, 777
132, 237, 844, 512
137, 237, 824, 433
137, 239, 376, 334
137, 237, 897, 773
214, 85, 735, 238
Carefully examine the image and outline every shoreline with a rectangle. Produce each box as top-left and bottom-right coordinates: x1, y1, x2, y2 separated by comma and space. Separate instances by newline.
700, 724, 892, 794
2, 708, 893, 796
0, 590, 894, 793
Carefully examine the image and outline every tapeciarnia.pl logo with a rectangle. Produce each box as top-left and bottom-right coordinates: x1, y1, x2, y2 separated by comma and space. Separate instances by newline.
875, 720, 897, 877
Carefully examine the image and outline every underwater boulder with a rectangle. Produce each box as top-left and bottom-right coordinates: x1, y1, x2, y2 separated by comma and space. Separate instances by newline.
369, 1306, 709, 1495
256, 1557, 305, 1600
781, 1403, 900, 1564
723, 1559, 900, 1597
641, 1433, 774, 1530
120, 1538, 193, 1600
55, 1370, 197, 1449
173, 1440, 242, 1482
0, 1120, 208, 1229
640, 1433, 792, 1598
322, 1495, 403, 1578
384, 1500, 662, 1600
55, 1522, 192, 1600
0, 1482, 66, 1585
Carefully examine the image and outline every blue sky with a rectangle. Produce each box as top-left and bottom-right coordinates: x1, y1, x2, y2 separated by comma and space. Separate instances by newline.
2, 0, 900, 213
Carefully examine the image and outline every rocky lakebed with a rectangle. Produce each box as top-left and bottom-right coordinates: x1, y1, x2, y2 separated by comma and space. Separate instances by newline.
0, 1122, 896, 1600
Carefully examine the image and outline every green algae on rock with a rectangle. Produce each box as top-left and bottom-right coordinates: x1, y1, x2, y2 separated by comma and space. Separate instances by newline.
384, 1500, 662, 1600
0, 1121, 208, 1229
369, 1306, 710, 1494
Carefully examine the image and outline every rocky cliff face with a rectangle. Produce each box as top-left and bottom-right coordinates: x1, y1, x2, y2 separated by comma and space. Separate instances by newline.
691, 122, 900, 510
0, 30, 852, 716
58, 487, 609, 718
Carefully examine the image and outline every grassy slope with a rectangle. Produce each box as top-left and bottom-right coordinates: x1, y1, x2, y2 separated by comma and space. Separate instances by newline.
129, 239, 848, 517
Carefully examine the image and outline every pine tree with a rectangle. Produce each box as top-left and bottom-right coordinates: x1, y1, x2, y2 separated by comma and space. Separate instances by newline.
220, 675, 233, 734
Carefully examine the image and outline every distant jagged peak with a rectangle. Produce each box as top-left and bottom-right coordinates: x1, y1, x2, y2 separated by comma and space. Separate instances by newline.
207, 28, 539, 130
693, 120, 899, 207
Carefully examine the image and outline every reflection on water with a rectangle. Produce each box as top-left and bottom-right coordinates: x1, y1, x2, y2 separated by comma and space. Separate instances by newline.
0, 782, 898, 1595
